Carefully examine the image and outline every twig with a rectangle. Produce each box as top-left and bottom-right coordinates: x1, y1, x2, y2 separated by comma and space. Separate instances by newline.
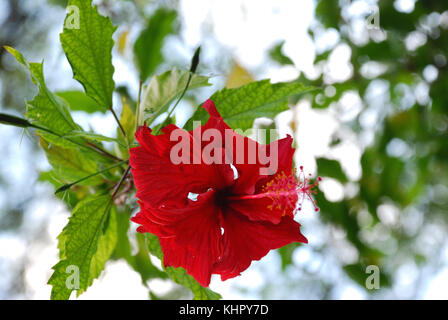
86, 142, 122, 162
111, 165, 131, 200
110, 107, 127, 140
55, 160, 128, 194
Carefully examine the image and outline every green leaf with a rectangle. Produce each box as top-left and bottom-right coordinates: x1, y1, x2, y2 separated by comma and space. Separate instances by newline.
134, 8, 177, 81
269, 41, 294, 66
54, 160, 127, 195
78, 207, 118, 296
62, 130, 125, 148
40, 138, 102, 185
48, 195, 116, 300
56, 90, 104, 114
60, 0, 117, 109
40, 169, 88, 208
141, 68, 211, 125
146, 233, 222, 300
4, 46, 79, 136
113, 211, 167, 284
185, 79, 313, 131
119, 102, 136, 146
316, 157, 349, 183
4, 47, 103, 153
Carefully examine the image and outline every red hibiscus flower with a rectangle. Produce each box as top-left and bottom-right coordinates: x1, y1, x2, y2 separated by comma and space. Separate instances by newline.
130, 99, 313, 287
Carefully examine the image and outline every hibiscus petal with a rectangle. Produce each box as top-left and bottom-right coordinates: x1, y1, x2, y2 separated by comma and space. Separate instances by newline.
228, 165, 299, 224
214, 208, 307, 281
198, 100, 267, 195
159, 237, 214, 288
227, 193, 295, 224
200, 99, 231, 134
230, 135, 295, 196
252, 135, 295, 192
131, 190, 223, 287
130, 121, 234, 207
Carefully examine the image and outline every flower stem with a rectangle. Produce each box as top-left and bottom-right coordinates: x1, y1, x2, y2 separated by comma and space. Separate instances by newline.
135, 80, 143, 132
153, 72, 192, 135
110, 107, 127, 140
153, 46, 201, 135
111, 165, 132, 200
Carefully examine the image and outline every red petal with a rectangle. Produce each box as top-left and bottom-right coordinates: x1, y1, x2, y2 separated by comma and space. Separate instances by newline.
274, 135, 295, 175
227, 134, 265, 195
252, 135, 295, 192
230, 135, 295, 196
214, 208, 307, 281
159, 237, 213, 287
200, 100, 267, 195
130, 123, 234, 207
226, 136, 298, 224
227, 193, 293, 224
131, 190, 223, 287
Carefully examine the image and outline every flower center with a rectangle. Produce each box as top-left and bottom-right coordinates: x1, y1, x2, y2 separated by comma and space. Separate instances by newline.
262, 166, 321, 214
214, 187, 231, 208
262, 171, 299, 215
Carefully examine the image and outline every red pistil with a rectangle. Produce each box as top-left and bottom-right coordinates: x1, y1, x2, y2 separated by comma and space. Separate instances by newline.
297, 166, 321, 212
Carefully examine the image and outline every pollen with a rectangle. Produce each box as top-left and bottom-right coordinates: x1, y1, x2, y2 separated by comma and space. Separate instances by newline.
262, 171, 298, 217
262, 167, 321, 216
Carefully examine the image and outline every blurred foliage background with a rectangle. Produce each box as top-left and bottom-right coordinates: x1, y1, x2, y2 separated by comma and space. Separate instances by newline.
0, 0, 447, 299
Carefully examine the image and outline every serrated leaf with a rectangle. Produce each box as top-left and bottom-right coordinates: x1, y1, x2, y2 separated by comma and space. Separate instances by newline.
78, 207, 117, 296
146, 233, 221, 300
185, 79, 313, 131
134, 8, 177, 81
60, 0, 116, 109
4, 46, 79, 136
316, 157, 349, 183
56, 90, 104, 114
141, 68, 211, 125
40, 138, 102, 185
5, 47, 99, 153
48, 195, 116, 300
